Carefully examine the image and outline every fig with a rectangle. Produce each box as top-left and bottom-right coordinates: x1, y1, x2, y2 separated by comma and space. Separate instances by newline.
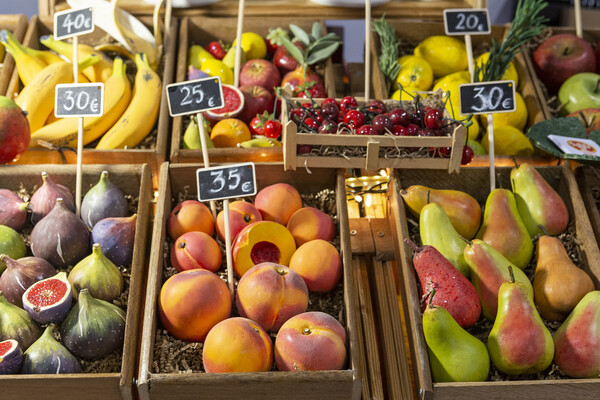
22, 271, 72, 324
68, 243, 124, 302
30, 198, 90, 269
80, 171, 128, 229
0, 224, 26, 275
90, 214, 136, 266
0, 189, 29, 230
0, 291, 42, 350
0, 339, 23, 374
22, 324, 82, 374
60, 289, 126, 360
0, 255, 57, 307
30, 172, 75, 224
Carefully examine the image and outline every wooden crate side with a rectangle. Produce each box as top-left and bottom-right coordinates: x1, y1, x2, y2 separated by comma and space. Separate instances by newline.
1, 374, 121, 400
0, 14, 28, 96
576, 167, 600, 269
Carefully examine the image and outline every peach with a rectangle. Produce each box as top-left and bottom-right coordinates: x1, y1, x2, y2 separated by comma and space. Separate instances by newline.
167, 200, 214, 240
170, 231, 222, 273
255, 183, 302, 225
158, 269, 231, 342
274, 311, 347, 371
232, 221, 296, 277
202, 317, 273, 373
289, 239, 342, 292
287, 207, 336, 246
236, 262, 309, 332
215, 200, 262, 243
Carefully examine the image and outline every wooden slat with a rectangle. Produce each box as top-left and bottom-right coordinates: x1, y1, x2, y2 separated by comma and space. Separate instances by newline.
349, 218, 375, 255
297, 133, 454, 147
370, 218, 395, 262
576, 167, 600, 265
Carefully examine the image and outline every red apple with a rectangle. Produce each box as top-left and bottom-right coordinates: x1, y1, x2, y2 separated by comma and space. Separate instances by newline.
238, 85, 274, 124
216, 200, 263, 243
239, 59, 281, 93
534, 33, 596, 94
567, 108, 600, 136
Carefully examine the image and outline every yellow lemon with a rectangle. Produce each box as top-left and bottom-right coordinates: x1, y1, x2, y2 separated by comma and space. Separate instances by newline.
394, 55, 433, 93
188, 45, 215, 69
438, 78, 481, 141
201, 59, 234, 85
481, 91, 528, 131
481, 125, 534, 156
475, 52, 519, 86
391, 86, 425, 101
415, 36, 468, 78
233, 32, 267, 60
433, 71, 471, 94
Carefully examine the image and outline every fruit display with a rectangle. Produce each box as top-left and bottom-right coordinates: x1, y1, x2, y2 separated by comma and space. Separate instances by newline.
0, 14, 27, 96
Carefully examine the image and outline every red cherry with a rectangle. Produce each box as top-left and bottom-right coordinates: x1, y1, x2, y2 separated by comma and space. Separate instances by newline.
297, 144, 313, 154
425, 108, 444, 129
340, 96, 359, 111
411, 109, 424, 125
344, 109, 366, 129
303, 117, 319, 131
405, 124, 420, 136
372, 114, 394, 134
322, 98, 338, 107
319, 121, 337, 134
264, 119, 282, 139
461, 145, 474, 165
357, 124, 376, 135
367, 99, 387, 114
320, 102, 339, 121
391, 125, 409, 136
431, 147, 451, 157
249, 116, 265, 136
290, 108, 305, 123
337, 109, 348, 123
388, 108, 410, 127
205, 41, 226, 60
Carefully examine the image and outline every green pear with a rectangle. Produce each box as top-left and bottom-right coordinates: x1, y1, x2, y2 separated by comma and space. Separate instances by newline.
182, 116, 214, 150
487, 268, 554, 375
423, 302, 490, 382
510, 163, 569, 237
222, 46, 246, 71
420, 203, 469, 278
476, 188, 533, 269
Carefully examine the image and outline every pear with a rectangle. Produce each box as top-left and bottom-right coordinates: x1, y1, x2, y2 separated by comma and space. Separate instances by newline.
511, 163, 568, 237
488, 267, 554, 375
405, 239, 481, 327
401, 185, 481, 239
553, 291, 600, 378
423, 302, 490, 382
476, 188, 533, 269
534, 235, 594, 322
463, 239, 533, 321
222, 46, 246, 71
420, 203, 469, 278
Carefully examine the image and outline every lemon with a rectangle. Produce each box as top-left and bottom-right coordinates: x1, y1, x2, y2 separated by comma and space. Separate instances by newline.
233, 32, 267, 60
188, 45, 214, 70
394, 55, 433, 93
433, 71, 471, 94
481, 125, 534, 156
475, 52, 519, 86
437, 74, 481, 141
415, 36, 468, 78
481, 91, 528, 131
391, 86, 423, 101
201, 59, 234, 85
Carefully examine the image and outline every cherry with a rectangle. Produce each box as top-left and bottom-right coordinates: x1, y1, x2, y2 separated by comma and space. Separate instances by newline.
411, 109, 424, 126
249, 116, 265, 136
357, 124, 376, 135
372, 114, 394, 134
303, 117, 319, 131
319, 121, 337, 134
391, 125, 409, 136
344, 109, 366, 129
405, 124, 420, 136
461, 145, 474, 165
340, 96, 359, 111
337, 110, 348, 124
425, 108, 444, 129
290, 108, 305, 123
321, 102, 339, 121
297, 144, 313, 154
388, 108, 410, 127
205, 41, 226, 60
367, 99, 387, 114
322, 98, 339, 107
431, 147, 451, 157
421, 128, 444, 137
264, 119, 282, 139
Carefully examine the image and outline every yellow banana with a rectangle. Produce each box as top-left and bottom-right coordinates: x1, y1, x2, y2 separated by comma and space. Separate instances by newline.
0, 42, 5, 62
0, 29, 46, 86
40, 35, 113, 82
238, 137, 282, 148
96, 53, 161, 149
94, 44, 135, 62
30, 58, 132, 148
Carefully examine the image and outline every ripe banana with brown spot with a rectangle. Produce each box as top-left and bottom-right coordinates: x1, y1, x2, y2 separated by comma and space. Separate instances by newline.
0, 29, 46, 86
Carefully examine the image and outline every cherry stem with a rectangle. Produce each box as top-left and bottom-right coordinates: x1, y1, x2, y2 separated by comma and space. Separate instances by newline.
403, 238, 421, 253
538, 224, 550, 236
508, 265, 516, 284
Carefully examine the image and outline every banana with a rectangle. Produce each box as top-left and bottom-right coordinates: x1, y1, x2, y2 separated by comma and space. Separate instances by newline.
16, 55, 100, 132
238, 137, 282, 148
30, 58, 132, 148
0, 29, 46, 86
94, 43, 135, 62
96, 53, 161, 149
40, 35, 113, 82
0, 41, 5, 63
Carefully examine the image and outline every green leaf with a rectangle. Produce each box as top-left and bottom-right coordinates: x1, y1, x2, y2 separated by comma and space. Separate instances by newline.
312, 22, 322, 40
279, 36, 305, 65
307, 41, 340, 65
289, 24, 310, 47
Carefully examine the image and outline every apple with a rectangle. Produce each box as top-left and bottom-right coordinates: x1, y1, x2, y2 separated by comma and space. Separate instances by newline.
558, 72, 600, 115
273, 41, 303, 76
238, 85, 274, 124
239, 59, 281, 92
533, 33, 596, 94
567, 108, 600, 135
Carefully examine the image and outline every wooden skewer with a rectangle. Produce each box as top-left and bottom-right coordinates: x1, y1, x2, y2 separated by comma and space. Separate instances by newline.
574, 0, 583, 39
364, 0, 371, 101
233, 0, 245, 87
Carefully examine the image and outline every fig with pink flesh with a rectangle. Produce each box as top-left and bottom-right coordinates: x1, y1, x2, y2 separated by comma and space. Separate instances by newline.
68, 243, 124, 302
90, 214, 136, 266
0, 291, 41, 350
30, 198, 90, 268
22, 324, 81, 374
0, 189, 29, 230
0, 339, 23, 374
0, 255, 57, 307
80, 171, 128, 229
22, 271, 72, 324
30, 172, 75, 224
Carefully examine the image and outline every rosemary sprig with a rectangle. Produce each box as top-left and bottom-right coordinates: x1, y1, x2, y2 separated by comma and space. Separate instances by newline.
372, 15, 400, 94
476, 0, 548, 83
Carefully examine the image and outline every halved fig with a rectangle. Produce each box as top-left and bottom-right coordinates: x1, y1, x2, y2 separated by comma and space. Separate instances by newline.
22, 272, 72, 324
0, 339, 23, 374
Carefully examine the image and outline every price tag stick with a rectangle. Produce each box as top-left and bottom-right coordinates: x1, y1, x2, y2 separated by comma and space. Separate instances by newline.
233, 0, 245, 87
487, 113, 495, 191
72, 35, 84, 217
574, 0, 583, 39
364, 0, 371, 101
196, 112, 218, 219
223, 198, 234, 302
465, 34, 474, 82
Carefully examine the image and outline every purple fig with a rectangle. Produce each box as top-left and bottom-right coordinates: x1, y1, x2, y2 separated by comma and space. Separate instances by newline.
22, 271, 72, 324
91, 214, 136, 266
0, 339, 23, 374
0, 255, 57, 307
68, 243, 124, 302
22, 324, 82, 374
80, 171, 128, 229
30, 198, 90, 268
30, 172, 75, 224
0, 189, 29, 230
0, 291, 42, 350
188, 65, 209, 80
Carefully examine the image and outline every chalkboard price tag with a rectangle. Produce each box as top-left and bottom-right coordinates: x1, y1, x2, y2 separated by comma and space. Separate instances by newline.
197, 162, 257, 202
444, 9, 491, 36
166, 76, 224, 117
54, 7, 94, 40
459, 80, 516, 115
55, 83, 104, 118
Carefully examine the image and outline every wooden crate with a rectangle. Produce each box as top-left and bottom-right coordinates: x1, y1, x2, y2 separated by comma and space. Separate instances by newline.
576, 165, 600, 260
4, 15, 177, 188
0, 163, 152, 400
281, 98, 466, 172
0, 14, 28, 96
388, 163, 600, 400
169, 16, 336, 165
137, 162, 361, 400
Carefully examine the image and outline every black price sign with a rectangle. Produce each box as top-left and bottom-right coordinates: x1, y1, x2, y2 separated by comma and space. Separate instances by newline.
166, 76, 224, 117
54, 7, 93, 40
197, 162, 257, 202
459, 81, 516, 115
444, 8, 490, 35
55, 83, 104, 118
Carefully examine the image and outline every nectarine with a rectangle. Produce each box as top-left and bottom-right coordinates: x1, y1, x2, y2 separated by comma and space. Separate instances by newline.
287, 207, 335, 246
289, 239, 342, 292
170, 231, 222, 272
216, 200, 262, 243
167, 200, 214, 240
255, 183, 302, 225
